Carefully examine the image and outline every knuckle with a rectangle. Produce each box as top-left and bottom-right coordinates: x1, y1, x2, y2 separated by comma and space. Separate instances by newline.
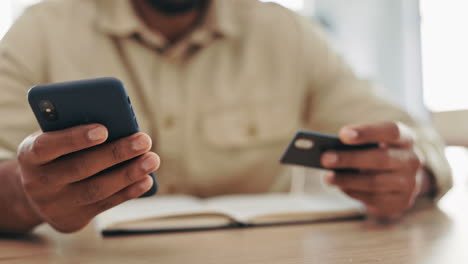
16, 150, 28, 164
64, 129, 81, 149
125, 189, 138, 200
385, 149, 403, 169
393, 175, 410, 192
37, 170, 51, 185
373, 174, 387, 192
33, 199, 58, 220
124, 165, 138, 183
68, 162, 82, 178
337, 153, 349, 166
21, 177, 36, 193
30, 136, 46, 160
21, 178, 43, 197
110, 142, 126, 162
69, 158, 90, 179
16, 142, 31, 164
373, 150, 389, 168
125, 185, 142, 200
382, 149, 392, 166
21, 169, 47, 191
81, 182, 100, 203
17, 133, 40, 164
389, 122, 401, 140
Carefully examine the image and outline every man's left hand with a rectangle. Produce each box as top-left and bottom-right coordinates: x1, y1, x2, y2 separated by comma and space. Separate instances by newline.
321, 121, 430, 220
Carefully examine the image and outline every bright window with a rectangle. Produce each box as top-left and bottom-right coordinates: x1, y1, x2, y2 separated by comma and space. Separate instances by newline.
0, 0, 41, 40
421, 0, 468, 112
0, 2, 14, 39
260, 0, 305, 12
421, 0, 468, 190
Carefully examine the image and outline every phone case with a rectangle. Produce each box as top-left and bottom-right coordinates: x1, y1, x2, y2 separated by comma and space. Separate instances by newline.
280, 131, 378, 170
28, 77, 157, 197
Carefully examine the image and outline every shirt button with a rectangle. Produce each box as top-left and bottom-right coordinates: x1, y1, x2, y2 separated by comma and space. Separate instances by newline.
164, 116, 175, 129
247, 124, 258, 137
186, 44, 202, 57
155, 45, 168, 53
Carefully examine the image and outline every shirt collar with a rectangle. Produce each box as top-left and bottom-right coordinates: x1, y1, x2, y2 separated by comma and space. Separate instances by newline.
95, 0, 240, 42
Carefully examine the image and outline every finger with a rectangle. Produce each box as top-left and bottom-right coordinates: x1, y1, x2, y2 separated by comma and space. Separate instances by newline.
321, 148, 407, 171
341, 190, 408, 220
41, 132, 153, 185
86, 176, 154, 218
66, 152, 159, 206
17, 124, 108, 165
326, 171, 412, 193
339, 122, 414, 147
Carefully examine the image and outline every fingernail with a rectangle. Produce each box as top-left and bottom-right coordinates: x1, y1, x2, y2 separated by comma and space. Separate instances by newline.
342, 128, 358, 140
87, 126, 107, 141
132, 135, 150, 151
141, 156, 157, 172
323, 152, 338, 166
325, 171, 336, 185
138, 176, 153, 192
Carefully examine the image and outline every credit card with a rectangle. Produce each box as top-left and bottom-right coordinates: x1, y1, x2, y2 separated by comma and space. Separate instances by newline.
280, 131, 378, 170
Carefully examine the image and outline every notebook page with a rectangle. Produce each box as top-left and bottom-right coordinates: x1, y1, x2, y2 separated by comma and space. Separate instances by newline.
203, 193, 364, 224
97, 195, 209, 230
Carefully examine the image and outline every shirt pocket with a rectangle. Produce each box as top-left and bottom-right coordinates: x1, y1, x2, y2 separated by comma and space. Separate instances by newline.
199, 102, 298, 150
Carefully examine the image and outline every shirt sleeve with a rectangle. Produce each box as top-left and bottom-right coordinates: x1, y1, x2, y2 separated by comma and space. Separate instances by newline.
0, 6, 48, 160
294, 15, 452, 200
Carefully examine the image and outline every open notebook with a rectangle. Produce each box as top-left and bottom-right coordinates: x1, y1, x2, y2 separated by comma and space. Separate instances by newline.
97, 192, 365, 235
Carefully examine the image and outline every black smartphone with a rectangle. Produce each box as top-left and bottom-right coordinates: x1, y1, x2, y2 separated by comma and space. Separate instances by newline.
280, 130, 378, 170
27, 77, 157, 197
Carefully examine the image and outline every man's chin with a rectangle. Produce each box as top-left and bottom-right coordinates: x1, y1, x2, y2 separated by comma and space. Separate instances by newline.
145, 0, 205, 15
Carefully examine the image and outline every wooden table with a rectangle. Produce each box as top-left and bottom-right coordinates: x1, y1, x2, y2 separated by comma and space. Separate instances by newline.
1, 188, 468, 264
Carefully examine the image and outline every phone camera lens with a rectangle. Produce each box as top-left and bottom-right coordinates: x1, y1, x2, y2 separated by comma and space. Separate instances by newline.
38, 100, 58, 121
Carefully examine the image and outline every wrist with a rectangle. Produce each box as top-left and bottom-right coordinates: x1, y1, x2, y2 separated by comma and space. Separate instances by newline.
0, 160, 42, 233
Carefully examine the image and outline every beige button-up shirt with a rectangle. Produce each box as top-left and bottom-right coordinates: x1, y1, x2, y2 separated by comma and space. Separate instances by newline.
0, 0, 452, 198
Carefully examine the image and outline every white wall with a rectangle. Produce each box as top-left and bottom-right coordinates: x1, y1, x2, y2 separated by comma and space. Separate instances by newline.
0, 0, 42, 40
0, 1, 15, 39
314, 0, 427, 120
421, 0, 468, 112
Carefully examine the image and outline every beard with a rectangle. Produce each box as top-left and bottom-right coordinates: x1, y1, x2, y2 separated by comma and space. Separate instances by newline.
145, 0, 206, 15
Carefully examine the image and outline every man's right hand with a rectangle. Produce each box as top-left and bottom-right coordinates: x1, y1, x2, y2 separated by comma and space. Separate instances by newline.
16, 124, 160, 233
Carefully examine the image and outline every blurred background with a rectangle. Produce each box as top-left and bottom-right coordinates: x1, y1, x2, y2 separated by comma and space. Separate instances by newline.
1, 0, 467, 192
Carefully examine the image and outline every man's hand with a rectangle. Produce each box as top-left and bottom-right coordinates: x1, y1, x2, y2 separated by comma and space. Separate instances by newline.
321, 122, 432, 221
16, 124, 160, 233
